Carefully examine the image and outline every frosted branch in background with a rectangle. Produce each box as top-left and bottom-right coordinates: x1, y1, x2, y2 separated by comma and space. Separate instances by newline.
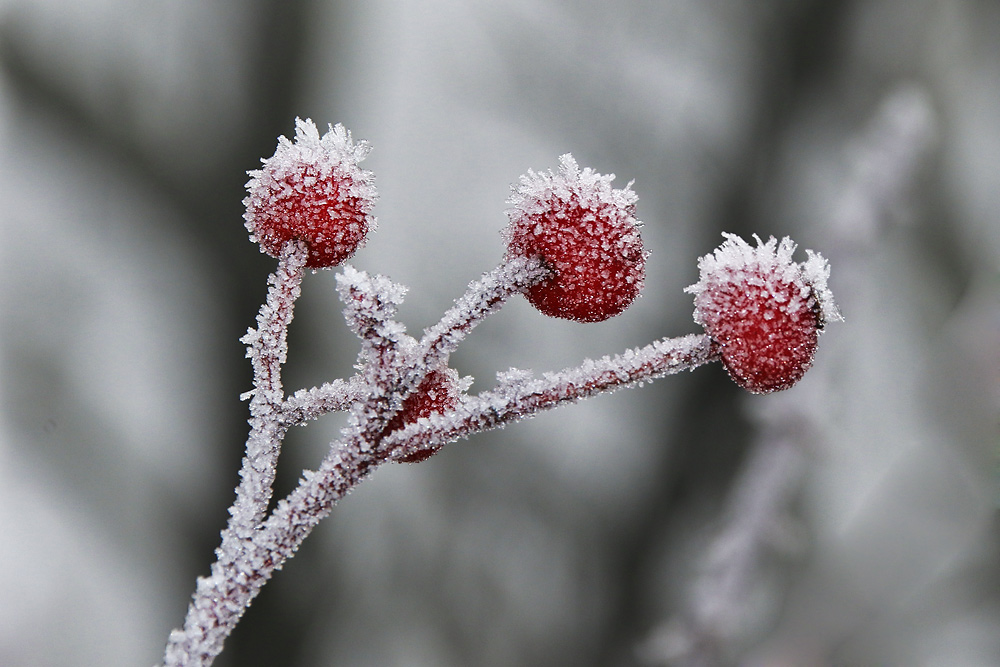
158, 118, 840, 666
638, 85, 938, 667
831, 85, 936, 244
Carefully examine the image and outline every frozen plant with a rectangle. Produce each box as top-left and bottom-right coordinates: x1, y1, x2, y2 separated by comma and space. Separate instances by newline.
158, 118, 842, 667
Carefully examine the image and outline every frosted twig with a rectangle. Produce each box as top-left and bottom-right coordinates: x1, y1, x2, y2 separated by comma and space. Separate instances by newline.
335, 265, 416, 415
830, 84, 935, 244
638, 425, 807, 666
279, 377, 366, 427
693, 422, 805, 623
160, 118, 841, 667
419, 255, 551, 369
164, 241, 309, 667
232, 240, 307, 535
383, 333, 717, 461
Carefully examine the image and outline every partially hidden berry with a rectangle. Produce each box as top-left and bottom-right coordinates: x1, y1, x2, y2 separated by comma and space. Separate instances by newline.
387, 368, 461, 463
244, 118, 377, 269
685, 233, 842, 394
503, 154, 646, 322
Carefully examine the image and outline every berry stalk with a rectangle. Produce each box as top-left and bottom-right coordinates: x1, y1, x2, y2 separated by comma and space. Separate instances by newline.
383, 333, 718, 462
231, 241, 307, 535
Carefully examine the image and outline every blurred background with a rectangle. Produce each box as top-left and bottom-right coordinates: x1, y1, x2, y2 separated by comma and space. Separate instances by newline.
0, 1, 997, 665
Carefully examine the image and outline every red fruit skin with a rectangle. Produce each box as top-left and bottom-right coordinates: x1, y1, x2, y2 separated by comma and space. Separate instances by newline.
247, 165, 370, 269
244, 120, 377, 269
688, 234, 839, 394
509, 194, 645, 322
699, 278, 821, 394
504, 156, 645, 323
386, 370, 457, 463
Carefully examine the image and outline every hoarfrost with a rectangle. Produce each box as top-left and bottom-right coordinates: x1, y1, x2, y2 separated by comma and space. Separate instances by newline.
684, 233, 841, 393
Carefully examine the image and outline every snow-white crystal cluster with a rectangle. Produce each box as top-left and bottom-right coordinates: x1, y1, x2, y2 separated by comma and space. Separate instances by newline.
686, 233, 842, 330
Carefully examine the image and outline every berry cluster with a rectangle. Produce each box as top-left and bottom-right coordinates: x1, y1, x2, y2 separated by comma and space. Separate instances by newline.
161, 119, 840, 667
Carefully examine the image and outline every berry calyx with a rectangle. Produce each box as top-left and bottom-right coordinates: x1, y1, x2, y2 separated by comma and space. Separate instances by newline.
685, 233, 841, 394
503, 154, 646, 322
244, 118, 377, 269
387, 368, 461, 463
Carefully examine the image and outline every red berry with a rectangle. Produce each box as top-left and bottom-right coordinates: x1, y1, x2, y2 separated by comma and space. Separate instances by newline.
685, 234, 841, 394
503, 154, 646, 322
387, 369, 460, 463
244, 118, 377, 269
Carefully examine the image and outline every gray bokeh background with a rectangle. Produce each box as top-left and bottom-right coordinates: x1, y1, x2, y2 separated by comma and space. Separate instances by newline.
0, 1, 997, 665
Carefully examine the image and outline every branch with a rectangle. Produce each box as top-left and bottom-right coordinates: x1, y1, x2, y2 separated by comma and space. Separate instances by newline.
383, 333, 717, 461
232, 240, 307, 535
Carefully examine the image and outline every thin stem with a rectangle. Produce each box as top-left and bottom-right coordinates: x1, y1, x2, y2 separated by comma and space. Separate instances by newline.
385, 333, 718, 461
232, 240, 307, 534
418, 256, 550, 370
278, 376, 366, 427
160, 433, 381, 667
161, 242, 306, 667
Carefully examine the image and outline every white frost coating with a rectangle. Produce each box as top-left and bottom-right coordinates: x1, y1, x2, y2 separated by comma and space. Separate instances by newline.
382, 333, 716, 462
336, 264, 409, 338
504, 153, 638, 229
244, 118, 378, 236
685, 233, 842, 327
337, 265, 408, 310
281, 377, 366, 426
234, 241, 307, 533
419, 255, 550, 369
801, 249, 843, 325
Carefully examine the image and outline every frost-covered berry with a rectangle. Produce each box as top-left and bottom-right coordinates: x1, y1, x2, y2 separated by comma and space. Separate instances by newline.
244, 118, 377, 269
387, 368, 460, 463
503, 154, 646, 322
685, 233, 842, 394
